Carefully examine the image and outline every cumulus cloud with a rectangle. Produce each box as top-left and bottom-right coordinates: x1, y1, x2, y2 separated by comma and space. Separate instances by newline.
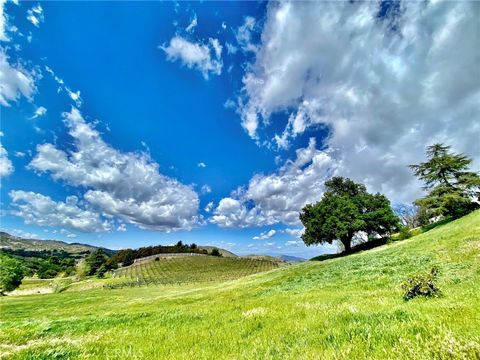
28, 108, 200, 231
211, 138, 334, 227
0, 51, 35, 106
117, 223, 126, 232
9, 190, 111, 232
26, 4, 44, 28
197, 162, 206, 168
236, 1, 480, 203
0, 135, 14, 177
253, 229, 276, 240
161, 36, 222, 79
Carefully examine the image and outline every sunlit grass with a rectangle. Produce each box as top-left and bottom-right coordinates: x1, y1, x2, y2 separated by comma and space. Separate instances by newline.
1, 211, 479, 359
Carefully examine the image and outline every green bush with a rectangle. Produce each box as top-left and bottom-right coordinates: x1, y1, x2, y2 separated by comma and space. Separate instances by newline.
402, 267, 441, 300
398, 226, 413, 240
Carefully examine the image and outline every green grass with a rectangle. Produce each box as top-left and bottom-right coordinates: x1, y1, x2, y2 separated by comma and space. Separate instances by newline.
1, 211, 479, 359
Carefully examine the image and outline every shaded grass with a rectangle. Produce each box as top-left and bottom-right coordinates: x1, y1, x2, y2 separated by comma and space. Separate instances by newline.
1, 211, 479, 359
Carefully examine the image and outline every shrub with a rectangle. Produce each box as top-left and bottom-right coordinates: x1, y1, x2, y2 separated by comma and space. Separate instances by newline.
96, 264, 107, 278
402, 267, 441, 300
155, 257, 160, 261
398, 226, 413, 240
210, 248, 222, 257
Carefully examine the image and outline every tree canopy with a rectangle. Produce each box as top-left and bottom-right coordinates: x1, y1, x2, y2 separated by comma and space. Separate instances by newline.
300, 177, 399, 253
0, 255, 24, 294
409, 144, 480, 219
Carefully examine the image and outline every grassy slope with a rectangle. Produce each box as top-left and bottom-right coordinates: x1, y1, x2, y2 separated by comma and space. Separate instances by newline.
1, 211, 479, 359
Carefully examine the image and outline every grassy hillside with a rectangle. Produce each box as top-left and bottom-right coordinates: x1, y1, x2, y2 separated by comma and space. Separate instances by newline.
1, 211, 479, 359
0, 232, 105, 255
111, 256, 282, 287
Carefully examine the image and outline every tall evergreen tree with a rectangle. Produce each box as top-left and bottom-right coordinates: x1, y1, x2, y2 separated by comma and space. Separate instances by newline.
409, 144, 480, 219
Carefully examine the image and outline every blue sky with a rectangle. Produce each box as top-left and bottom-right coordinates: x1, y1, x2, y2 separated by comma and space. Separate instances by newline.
1, 1, 478, 258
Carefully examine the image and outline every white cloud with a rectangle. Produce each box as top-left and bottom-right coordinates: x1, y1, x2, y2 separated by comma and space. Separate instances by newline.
26, 4, 43, 28
0, 138, 14, 177
14, 151, 25, 158
185, 14, 197, 33
236, 1, 480, 203
211, 138, 334, 227
204, 201, 214, 213
284, 228, 304, 239
28, 108, 200, 231
60, 228, 77, 238
201, 184, 211, 194
161, 36, 223, 79
253, 229, 276, 240
197, 162, 206, 168
0, 143, 15, 178
66, 88, 82, 107
225, 42, 237, 55
0, 0, 8, 41
117, 223, 127, 232
10, 228, 39, 239
0, 50, 35, 106
236, 16, 257, 53
30, 106, 47, 119
9, 190, 111, 232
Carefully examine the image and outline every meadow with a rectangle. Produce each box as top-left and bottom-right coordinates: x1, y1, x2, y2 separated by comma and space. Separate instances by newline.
0, 211, 479, 359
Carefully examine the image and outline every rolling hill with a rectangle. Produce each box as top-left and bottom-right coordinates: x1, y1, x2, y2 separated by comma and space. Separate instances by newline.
0, 231, 105, 255
1, 211, 479, 359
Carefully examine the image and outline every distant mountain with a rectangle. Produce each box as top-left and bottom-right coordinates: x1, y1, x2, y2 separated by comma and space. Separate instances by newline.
243, 254, 284, 262
277, 255, 307, 263
0, 231, 112, 255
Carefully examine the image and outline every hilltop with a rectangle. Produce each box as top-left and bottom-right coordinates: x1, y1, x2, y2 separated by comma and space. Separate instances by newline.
1, 211, 479, 358
0, 231, 105, 255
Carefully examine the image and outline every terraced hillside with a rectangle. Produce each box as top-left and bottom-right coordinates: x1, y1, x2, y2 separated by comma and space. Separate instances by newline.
111, 256, 283, 287
1, 211, 479, 359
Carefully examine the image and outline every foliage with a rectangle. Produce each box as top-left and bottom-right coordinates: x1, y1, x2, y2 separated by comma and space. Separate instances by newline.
402, 267, 441, 300
397, 226, 413, 240
0, 248, 77, 279
96, 264, 108, 278
410, 143, 480, 219
0, 254, 24, 294
108, 243, 210, 268
210, 248, 222, 257
300, 177, 399, 252
85, 249, 108, 276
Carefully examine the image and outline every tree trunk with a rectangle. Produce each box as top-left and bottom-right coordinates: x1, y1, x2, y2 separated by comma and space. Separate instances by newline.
341, 237, 352, 254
